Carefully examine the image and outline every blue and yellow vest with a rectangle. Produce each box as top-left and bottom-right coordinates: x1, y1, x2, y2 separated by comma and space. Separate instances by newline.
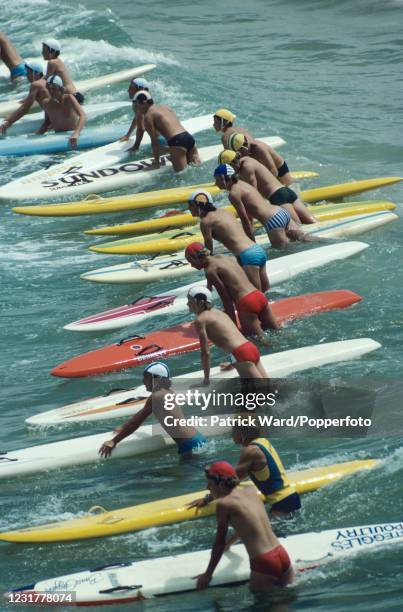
249, 437, 295, 504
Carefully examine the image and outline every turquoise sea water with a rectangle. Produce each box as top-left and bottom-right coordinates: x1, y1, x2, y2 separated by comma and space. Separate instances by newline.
1, 0, 402, 610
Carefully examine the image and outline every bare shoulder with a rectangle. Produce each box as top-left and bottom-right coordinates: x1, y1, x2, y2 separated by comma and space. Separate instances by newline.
241, 444, 261, 460
153, 387, 169, 406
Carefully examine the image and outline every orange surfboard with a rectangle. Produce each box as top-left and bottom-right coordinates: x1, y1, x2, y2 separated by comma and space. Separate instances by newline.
52, 290, 361, 378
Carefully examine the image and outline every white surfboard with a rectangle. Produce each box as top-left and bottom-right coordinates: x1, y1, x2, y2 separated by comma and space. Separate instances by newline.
82, 212, 395, 283
24, 338, 380, 427
6, 101, 131, 136
81, 240, 368, 286
0, 133, 284, 201
8, 523, 403, 604
0, 423, 230, 479
0, 64, 156, 116
68, 242, 368, 332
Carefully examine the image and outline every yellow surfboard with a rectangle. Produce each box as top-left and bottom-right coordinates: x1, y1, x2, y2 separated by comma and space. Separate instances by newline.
12, 172, 316, 217
0, 459, 378, 543
89, 202, 397, 255
13, 175, 401, 217
86, 200, 396, 237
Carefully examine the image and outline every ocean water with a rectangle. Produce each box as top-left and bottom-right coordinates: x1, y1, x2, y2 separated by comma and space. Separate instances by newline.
1, 0, 402, 610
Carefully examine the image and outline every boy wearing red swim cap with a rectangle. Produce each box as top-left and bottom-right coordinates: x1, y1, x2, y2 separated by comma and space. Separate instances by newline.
194, 461, 294, 592
185, 242, 278, 338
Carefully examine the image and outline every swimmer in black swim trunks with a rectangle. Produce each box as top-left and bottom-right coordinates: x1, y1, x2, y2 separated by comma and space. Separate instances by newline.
134, 90, 200, 171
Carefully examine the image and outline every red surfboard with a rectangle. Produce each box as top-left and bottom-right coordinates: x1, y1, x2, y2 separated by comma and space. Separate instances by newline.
52, 290, 361, 378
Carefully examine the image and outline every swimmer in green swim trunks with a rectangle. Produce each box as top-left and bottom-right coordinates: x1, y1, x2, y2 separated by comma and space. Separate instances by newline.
99, 362, 207, 460
134, 90, 200, 171
0, 32, 26, 80
188, 189, 270, 292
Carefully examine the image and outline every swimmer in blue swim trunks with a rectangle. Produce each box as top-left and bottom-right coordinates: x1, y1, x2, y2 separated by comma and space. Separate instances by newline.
0, 32, 26, 80
134, 90, 200, 171
99, 362, 207, 461
214, 163, 312, 249
188, 188, 270, 292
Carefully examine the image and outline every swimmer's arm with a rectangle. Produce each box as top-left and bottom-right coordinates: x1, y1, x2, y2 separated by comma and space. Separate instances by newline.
144, 114, 160, 167
2, 85, 39, 129
254, 144, 278, 176
121, 116, 137, 141
45, 59, 57, 80
242, 166, 258, 190
35, 113, 51, 135
225, 530, 240, 550
236, 445, 257, 480
130, 112, 145, 150
200, 219, 214, 254
230, 194, 255, 241
68, 94, 86, 147
195, 503, 229, 588
195, 319, 210, 385
98, 398, 152, 457
208, 271, 237, 324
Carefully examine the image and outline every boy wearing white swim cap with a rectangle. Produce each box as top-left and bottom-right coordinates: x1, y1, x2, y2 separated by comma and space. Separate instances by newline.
0, 59, 48, 135
40, 75, 86, 147
134, 90, 201, 171
42, 38, 84, 104
187, 287, 267, 384
99, 362, 207, 460
119, 77, 152, 148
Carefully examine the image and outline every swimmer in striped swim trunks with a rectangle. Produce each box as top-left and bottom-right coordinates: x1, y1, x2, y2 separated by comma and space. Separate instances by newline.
188, 189, 270, 292
220, 143, 316, 224
214, 164, 314, 249
194, 461, 294, 592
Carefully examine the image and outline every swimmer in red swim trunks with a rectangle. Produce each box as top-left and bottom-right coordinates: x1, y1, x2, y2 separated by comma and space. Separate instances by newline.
194, 461, 294, 592
185, 242, 278, 338
187, 286, 268, 383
